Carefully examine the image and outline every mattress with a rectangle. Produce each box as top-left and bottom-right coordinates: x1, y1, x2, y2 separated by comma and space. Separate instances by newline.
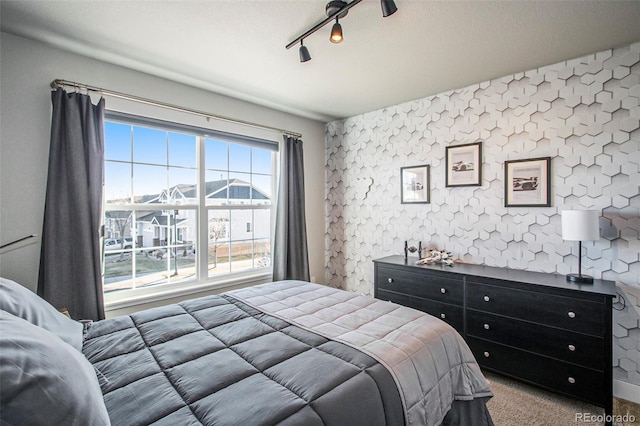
82, 281, 493, 425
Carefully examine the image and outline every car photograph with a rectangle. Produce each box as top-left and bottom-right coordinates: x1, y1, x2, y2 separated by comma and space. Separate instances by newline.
451, 161, 474, 172
406, 180, 424, 191
512, 177, 539, 191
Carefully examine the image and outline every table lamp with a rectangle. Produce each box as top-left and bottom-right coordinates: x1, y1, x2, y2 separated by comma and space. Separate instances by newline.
561, 210, 600, 283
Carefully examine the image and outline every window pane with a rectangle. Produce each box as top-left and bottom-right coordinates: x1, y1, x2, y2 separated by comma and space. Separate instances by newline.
205, 171, 228, 206
133, 126, 166, 165
105, 122, 131, 162
169, 132, 196, 168
208, 210, 230, 277
228, 172, 251, 205
252, 148, 272, 175
169, 167, 197, 201
229, 209, 251, 273
105, 161, 132, 203
254, 209, 270, 239
229, 144, 251, 172
254, 239, 271, 269
163, 208, 196, 283
103, 210, 135, 292
252, 174, 272, 205
205, 139, 227, 171
104, 210, 133, 240
133, 164, 167, 202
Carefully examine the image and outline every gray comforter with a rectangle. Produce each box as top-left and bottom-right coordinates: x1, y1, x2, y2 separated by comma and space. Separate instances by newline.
82, 281, 493, 425
228, 281, 493, 426
83, 292, 404, 425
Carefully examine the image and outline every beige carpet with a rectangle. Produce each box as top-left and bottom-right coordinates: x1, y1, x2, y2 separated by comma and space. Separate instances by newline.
485, 371, 640, 426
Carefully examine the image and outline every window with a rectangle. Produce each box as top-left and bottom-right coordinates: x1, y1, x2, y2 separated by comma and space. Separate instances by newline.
102, 113, 277, 295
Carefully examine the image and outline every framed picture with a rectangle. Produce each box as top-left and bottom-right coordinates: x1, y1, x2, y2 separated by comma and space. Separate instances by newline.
445, 142, 482, 187
504, 157, 551, 207
401, 165, 430, 204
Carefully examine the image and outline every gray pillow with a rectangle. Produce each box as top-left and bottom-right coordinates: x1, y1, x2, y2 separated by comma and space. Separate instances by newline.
0, 277, 83, 351
0, 311, 111, 426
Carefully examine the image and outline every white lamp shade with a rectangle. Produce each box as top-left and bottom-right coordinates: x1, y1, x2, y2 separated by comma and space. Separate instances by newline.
561, 210, 600, 241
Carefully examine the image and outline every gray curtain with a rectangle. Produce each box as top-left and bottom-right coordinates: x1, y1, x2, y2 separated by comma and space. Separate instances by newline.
38, 88, 106, 320
273, 135, 310, 281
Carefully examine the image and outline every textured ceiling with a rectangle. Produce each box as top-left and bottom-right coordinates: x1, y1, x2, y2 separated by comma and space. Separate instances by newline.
1, 0, 639, 121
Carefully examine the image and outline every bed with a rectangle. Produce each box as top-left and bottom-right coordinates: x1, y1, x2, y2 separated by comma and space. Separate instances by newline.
0, 277, 494, 426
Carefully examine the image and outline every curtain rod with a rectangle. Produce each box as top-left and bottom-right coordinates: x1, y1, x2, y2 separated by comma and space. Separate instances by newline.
50, 79, 302, 139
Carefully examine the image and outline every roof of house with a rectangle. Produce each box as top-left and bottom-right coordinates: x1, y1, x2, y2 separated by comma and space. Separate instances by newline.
109, 178, 269, 205
161, 178, 269, 202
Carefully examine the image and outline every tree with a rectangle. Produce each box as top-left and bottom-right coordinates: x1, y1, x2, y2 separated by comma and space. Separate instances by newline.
106, 211, 133, 260
208, 217, 228, 268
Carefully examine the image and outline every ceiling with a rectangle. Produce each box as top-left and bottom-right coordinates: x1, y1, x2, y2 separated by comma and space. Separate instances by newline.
2, 1, 639, 122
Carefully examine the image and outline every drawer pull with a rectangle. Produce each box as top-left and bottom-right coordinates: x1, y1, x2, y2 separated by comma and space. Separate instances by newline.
388, 278, 394, 284
440, 313, 446, 319
568, 377, 576, 384
483, 351, 490, 358
568, 344, 576, 352
483, 295, 490, 302
440, 288, 446, 294
484, 323, 490, 330
568, 311, 576, 319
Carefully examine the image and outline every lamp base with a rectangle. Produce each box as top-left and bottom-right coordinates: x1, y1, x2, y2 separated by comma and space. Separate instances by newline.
566, 273, 594, 284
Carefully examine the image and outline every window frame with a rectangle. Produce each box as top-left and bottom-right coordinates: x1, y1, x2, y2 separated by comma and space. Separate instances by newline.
102, 112, 279, 309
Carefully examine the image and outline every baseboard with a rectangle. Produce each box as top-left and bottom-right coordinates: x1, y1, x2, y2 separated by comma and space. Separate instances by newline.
614, 379, 640, 404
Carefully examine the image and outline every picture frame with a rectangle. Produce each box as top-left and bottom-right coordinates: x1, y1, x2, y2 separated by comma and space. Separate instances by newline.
401, 165, 430, 204
445, 142, 482, 187
504, 157, 551, 207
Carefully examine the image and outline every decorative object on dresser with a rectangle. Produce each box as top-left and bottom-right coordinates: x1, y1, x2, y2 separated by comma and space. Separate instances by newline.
403, 240, 421, 260
561, 210, 600, 283
373, 255, 617, 425
504, 156, 551, 207
416, 249, 454, 266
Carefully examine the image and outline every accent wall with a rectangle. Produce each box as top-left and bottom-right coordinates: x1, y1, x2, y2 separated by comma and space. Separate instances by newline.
325, 42, 640, 391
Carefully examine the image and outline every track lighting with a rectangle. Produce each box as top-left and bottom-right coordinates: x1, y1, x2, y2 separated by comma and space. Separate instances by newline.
285, 0, 398, 62
381, 0, 398, 17
330, 18, 343, 43
299, 40, 311, 63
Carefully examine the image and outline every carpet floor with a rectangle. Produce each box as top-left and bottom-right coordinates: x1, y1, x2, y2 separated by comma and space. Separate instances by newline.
484, 371, 640, 426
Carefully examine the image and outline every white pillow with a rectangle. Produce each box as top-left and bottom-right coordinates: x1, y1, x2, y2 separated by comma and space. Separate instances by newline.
0, 311, 111, 425
0, 277, 83, 351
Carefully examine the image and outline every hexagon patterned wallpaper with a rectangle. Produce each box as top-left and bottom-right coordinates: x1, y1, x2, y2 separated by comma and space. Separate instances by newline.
325, 42, 640, 387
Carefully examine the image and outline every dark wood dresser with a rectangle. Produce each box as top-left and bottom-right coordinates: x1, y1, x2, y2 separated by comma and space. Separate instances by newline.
373, 255, 616, 420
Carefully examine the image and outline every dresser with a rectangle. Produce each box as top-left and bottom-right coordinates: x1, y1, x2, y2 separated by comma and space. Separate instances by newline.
373, 255, 616, 421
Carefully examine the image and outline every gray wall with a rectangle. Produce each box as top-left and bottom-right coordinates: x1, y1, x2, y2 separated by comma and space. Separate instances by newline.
326, 42, 640, 391
0, 32, 327, 299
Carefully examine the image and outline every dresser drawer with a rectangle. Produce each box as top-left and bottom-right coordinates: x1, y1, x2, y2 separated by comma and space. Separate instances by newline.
377, 266, 463, 306
377, 289, 463, 332
467, 337, 604, 405
466, 282, 604, 336
466, 310, 604, 370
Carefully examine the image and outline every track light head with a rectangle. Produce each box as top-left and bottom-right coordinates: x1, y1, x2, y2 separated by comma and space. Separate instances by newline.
299, 41, 311, 62
381, 0, 397, 17
330, 18, 343, 43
